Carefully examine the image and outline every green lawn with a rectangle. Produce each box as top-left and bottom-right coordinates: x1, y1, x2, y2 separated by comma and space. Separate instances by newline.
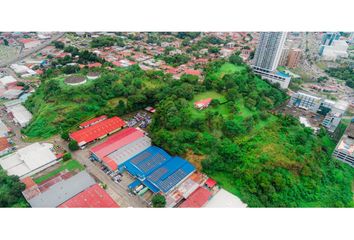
212, 63, 246, 79
189, 91, 229, 118
33, 159, 84, 184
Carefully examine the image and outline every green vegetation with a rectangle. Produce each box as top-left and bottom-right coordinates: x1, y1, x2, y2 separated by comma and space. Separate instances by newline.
325, 66, 354, 88
23, 64, 170, 139
68, 140, 79, 151
161, 53, 190, 67
152, 194, 166, 208
149, 58, 354, 207
0, 168, 28, 207
33, 159, 84, 184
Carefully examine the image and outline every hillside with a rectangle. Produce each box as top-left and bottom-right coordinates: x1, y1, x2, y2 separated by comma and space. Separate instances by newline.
149, 59, 354, 207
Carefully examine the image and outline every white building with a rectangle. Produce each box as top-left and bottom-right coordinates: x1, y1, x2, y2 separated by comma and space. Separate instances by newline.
322, 40, 349, 61
252, 32, 291, 89
0, 76, 17, 87
203, 189, 247, 208
6, 103, 33, 128
0, 142, 58, 178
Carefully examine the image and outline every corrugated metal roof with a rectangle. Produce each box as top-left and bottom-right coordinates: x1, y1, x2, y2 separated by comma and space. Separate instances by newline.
90, 127, 144, 158
70, 117, 125, 145
179, 187, 211, 208
28, 171, 96, 208
58, 184, 119, 208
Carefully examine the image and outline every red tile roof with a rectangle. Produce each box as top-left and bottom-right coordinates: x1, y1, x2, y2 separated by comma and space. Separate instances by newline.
205, 178, 217, 188
0, 137, 10, 151
185, 69, 201, 76
194, 98, 212, 108
80, 115, 108, 128
179, 187, 211, 208
90, 127, 144, 159
87, 62, 102, 68
58, 184, 119, 208
70, 117, 126, 145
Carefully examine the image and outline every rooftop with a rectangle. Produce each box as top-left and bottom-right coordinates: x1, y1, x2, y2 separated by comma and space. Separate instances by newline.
70, 116, 126, 146
179, 187, 211, 208
203, 189, 247, 208
58, 184, 119, 208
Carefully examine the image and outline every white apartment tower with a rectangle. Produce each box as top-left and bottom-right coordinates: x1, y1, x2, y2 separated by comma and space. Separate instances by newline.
251, 32, 290, 89
252, 32, 287, 72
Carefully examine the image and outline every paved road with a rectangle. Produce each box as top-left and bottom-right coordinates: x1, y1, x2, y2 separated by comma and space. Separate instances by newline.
0, 32, 65, 68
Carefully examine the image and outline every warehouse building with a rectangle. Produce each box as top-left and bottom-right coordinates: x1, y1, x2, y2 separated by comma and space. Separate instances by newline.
121, 146, 196, 195
79, 115, 107, 129
58, 184, 119, 208
0, 142, 58, 178
90, 127, 151, 170
5, 102, 32, 128
70, 116, 126, 147
179, 187, 212, 208
27, 171, 96, 207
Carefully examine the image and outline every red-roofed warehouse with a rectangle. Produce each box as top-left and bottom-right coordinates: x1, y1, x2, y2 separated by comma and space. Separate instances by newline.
58, 184, 119, 208
70, 116, 126, 147
90, 127, 151, 171
179, 187, 211, 208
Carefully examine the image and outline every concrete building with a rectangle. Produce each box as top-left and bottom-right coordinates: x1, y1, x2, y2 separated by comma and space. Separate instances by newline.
287, 48, 302, 68
252, 32, 291, 89
27, 171, 96, 208
333, 121, 354, 167
0, 142, 58, 178
253, 32, 287, 72
279, 47, 289, 66
321, 112, 342, 134
321, 40, 349, 61
289, 91, 323, 112
5, 102, 33, 128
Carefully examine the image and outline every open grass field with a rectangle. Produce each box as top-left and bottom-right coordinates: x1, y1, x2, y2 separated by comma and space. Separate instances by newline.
33, 159, 84, 184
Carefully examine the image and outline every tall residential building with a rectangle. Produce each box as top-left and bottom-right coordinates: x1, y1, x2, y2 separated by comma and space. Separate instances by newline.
287, 48, 302, 68
279, 47, 290, 66
251, 32, 291, 89
252, 32, 287, 72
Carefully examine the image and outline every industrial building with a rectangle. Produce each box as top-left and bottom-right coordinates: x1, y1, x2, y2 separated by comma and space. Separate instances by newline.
80, 115, 107, 129
70, 116, 126, 147
4, 101, 32, 128
27, 171, 96, 207
58, 184, 119, 208
121, 146, 196, 195
23, 171, 119, 208
90, 127, 151, 170
0, 142, 58, 178
179, 187, 212, 208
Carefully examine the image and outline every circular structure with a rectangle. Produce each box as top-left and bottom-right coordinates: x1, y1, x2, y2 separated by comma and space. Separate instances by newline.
64, 76, 87, 86
87, 72, 100, 80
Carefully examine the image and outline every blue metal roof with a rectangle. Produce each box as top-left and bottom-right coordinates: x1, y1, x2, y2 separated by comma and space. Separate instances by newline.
122, 147, 196, 193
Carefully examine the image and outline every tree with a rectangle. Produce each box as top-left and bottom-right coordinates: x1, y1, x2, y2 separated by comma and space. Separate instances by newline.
229, 54, 243, 65
63, 152, 72, 161
115, 100, 126, 116
152, 194, 166, 208
0, 169, 27, 207
68, 140, 79, 151
61, 131, 70, 140
53, 41, 65, 49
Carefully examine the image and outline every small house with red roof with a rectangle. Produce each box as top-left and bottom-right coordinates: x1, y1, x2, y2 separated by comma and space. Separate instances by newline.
194, 98, 212, 110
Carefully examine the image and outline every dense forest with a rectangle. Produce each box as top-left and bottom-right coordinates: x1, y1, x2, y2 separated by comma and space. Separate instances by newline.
148, 58, 354, 207
23, 54, 354, 207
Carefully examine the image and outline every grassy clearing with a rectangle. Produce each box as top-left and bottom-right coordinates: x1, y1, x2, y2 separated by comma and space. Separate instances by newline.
33, 159, 84, 184
188, 91, 229, 118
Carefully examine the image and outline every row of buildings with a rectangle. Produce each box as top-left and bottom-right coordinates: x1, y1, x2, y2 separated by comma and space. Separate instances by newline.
288, 91, 348, 135
67, 114, 247, 207
333, 120, 354, 167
